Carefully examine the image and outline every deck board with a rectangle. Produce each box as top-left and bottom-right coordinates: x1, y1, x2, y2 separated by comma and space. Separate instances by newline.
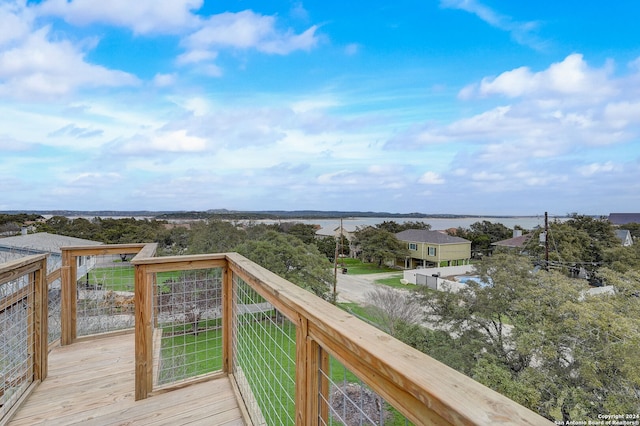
8, 333, 244, 426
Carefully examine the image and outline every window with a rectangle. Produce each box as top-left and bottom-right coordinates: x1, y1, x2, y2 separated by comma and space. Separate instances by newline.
408, 243, 417, 250
428, 247, 436, 256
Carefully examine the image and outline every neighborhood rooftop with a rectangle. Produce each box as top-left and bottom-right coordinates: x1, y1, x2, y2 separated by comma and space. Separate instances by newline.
395, 229, 470, 244
0, 232, 102, 254
607, 213, 640, 225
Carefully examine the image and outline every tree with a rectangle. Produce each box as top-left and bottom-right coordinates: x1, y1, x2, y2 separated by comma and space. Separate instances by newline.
158, 225, 191, 255
418, 252, 640, 422
527, 215, 619, 276
376, 220, 431, 233
364, 287, 422, 336
158, 269, 222, 335
314, 234, 349, 262
601, 242, 640, 274
188, 219, 247, 254
564, 214, 619, 265
278, 222, 318, 245
235, 231, 334, 300
451, 221, 513, 258
352, 226, 408, 267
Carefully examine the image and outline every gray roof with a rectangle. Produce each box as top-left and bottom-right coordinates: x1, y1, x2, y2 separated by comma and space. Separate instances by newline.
0, 232, 102, 255
395, 229, 470, 245
608, 213, 640, 225
315, 224, 357, 237
492, 234, 531, 248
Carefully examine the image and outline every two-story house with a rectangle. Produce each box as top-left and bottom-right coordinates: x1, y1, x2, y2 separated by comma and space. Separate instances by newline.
395, 229, 471, 269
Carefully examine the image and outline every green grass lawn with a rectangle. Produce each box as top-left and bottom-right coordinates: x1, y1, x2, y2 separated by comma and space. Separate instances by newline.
82, 267, 199, 292
337, 258, 398, 274
373, 274, 420, 290
158, 313, 411, 425
337, 302, 371, 319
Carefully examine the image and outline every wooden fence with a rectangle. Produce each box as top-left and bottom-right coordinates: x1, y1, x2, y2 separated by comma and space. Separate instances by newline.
0, 254, 48, 423
1, 243, 552, 425
131, 250, 552, 425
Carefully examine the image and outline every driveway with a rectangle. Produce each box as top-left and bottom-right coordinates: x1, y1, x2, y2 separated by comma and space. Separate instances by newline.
335, 271, 402, 304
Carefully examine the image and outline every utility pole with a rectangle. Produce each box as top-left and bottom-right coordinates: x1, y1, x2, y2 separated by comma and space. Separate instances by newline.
333, 235, 338, 299
333, 218, 344, 301
545, 211, 549, 270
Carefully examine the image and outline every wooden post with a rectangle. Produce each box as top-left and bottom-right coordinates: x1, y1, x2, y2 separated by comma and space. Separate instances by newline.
222, 264, 233, 374
295, 314, 309, 426
306, 338, 325, 426
33, 258, 48, 381
60, 250, 72, 346
69, 255, 77, 342
134, 264, 152, 400
152, 273, 158, 329
319, 346, 329, 425
27, 269, 35, 381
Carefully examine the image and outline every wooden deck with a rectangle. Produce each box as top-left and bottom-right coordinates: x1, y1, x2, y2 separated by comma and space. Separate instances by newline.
8, 333, 245, 426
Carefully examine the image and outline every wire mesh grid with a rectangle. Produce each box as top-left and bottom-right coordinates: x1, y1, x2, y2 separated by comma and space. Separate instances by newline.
0, 278, 33, 419
231, 274, 297, 426
154, 267, 223, 387
76, 253, 137, 337
318, 355, 413, 426
48, 277, 61, 344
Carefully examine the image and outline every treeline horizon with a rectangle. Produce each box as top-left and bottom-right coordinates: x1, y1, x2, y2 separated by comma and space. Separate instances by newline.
0, 209, 567, 220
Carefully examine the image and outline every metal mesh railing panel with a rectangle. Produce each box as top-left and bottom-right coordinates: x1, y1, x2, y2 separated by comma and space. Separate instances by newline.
76, 253, 136, 336
231, 274, 296, 426
318, 355, 413, 426
154, 268, 223, 387
48, 277, 61, 344
0, 277, 33, 420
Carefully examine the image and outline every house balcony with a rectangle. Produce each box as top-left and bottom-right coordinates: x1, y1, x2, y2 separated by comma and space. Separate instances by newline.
1, 243, 552, 425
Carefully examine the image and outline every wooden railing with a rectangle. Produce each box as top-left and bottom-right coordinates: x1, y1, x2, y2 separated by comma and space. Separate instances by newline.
59, 244, 155, 345
132, 250, 553, 425
2, 244, 552, 425
0, 254, 48, 422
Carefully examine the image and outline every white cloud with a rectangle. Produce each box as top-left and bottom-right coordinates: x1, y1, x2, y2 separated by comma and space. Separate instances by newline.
176, 49, 217, 66
152, 73, 177, 87
290, 98, 338, 113
48, 124, 103, 139
112, 129, 207, 156
577, 161, 617, 177
0, 1, 33, 46
184, 10, 319, 55
69, 172, 122, 185
392, 53, 637, 167
0, 26, 138, 99
604, 101, 640, 129
418, 171, 445, 184
150, 130, 207, 152
440, 0, 543, 49
179, 97, 212, 117
473, 54, 616, 100
37, 0, 202, 35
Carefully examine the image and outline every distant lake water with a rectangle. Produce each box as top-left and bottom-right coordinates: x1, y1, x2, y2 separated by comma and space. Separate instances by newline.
253, 216, 566, 231
58, 214, 566, 232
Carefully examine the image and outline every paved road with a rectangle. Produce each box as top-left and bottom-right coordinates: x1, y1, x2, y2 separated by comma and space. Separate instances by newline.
334, 271, 403, 304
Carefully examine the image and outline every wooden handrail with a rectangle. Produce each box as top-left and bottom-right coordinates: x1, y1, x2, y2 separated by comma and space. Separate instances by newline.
224, 252, 551, 425
60, 244, 152, 346
129, 249, 551, 425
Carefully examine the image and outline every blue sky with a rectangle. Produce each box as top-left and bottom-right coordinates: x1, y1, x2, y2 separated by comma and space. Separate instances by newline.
1, 0, 639, 215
